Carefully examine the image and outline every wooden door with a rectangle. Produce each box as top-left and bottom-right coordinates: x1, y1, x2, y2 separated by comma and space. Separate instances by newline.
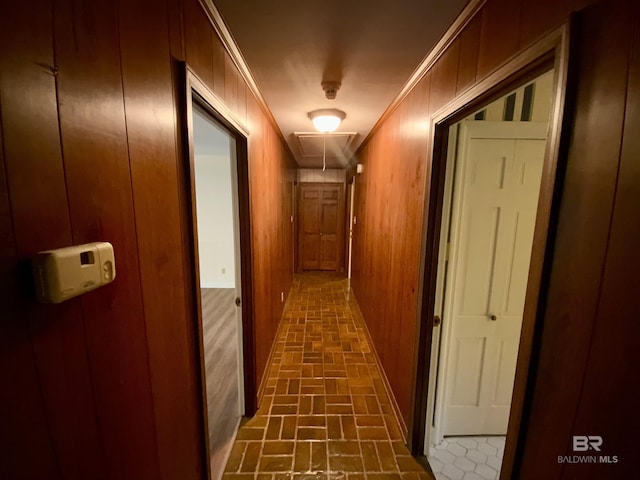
299, 183, 344, 271
440, 121, 547, 436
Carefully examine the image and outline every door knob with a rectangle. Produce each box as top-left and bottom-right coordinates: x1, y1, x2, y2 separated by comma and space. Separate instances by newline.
433, 315, 442, 327
489, 314, 497, 321
235, 297, 241, 307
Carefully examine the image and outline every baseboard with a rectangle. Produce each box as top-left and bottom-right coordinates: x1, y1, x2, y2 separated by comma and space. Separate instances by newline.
348, 291, 409, 443
256, 321, 281, 405
256, 281, 295, 406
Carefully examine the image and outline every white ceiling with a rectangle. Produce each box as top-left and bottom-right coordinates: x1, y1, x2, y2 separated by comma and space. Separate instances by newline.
214, 0, 469, 168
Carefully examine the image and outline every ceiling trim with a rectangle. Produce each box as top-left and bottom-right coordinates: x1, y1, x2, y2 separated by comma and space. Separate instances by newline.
199, 0, 264, 107
198, 0, 295, 158
365, 0, 487, 141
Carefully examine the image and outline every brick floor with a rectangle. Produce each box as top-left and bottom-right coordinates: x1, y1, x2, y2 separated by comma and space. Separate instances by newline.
223, 272, 432, 480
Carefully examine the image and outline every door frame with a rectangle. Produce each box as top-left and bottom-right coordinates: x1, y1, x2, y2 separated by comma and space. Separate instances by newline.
423, 124, 459, 449
346, 177, 356, 278
410, 23, 572, 480
182, 65, 256, 479
297, 181, 346, 272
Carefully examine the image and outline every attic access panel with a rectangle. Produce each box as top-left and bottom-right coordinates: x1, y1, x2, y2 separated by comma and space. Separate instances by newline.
294, 132, 358, 161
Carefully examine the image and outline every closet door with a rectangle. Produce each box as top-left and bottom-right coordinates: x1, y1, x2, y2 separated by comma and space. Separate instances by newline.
299, 183, 344, 271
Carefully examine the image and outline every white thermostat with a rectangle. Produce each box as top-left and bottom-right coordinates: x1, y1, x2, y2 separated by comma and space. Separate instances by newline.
31, 242, 116, 303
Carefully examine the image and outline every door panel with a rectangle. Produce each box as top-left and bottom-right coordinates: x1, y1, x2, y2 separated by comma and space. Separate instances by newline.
301, 233, 320, 269
451, 337, 485, 406
322, 187, 339, 201
503, 209, 537, 314
302, 190, 320, 232
298, 183, 344, 271
300, 187, 321, 269
459, 206, 501, 314
321, 201, 338, 234
320, 195, 339, 270
441, 121, 547, 436
320, 235, 338, 270
494, 338, 519, 405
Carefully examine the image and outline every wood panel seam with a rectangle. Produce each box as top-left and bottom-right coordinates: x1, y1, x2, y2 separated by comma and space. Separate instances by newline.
114, 3, 165, 473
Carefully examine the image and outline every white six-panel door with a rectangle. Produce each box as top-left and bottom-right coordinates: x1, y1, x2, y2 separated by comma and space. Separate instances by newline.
439, 121, 547, 436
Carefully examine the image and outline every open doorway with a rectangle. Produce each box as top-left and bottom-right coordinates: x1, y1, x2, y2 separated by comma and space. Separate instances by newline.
411, 25, 570, 480
184, 71, 255, 480
425, 70, 554, 480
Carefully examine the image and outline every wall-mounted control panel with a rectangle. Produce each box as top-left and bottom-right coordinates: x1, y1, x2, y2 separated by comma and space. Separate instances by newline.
31, 242, 116, 303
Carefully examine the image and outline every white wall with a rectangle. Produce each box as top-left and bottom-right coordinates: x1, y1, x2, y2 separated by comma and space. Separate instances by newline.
194, 153, 236, 288
468, 70, 553, 122
298, 168, 346, 183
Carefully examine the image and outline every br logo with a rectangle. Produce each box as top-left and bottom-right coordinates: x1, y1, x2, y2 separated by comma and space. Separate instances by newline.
573, 436, 603, 452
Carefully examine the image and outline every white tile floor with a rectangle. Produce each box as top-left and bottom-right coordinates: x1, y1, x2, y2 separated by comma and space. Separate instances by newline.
427, 436, 505, 480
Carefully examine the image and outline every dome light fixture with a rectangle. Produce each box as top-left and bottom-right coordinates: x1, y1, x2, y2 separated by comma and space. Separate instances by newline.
308, 109, 346, 133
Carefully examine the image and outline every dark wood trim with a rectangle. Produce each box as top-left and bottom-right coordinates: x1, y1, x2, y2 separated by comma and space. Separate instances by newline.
183, 68, 211, 480
502, 20, 573, 480
409, 116, 448, 451
415, 455, 436, 478
171, 55, 210, 472
409, 23, 571, 480
183, 64, 257, 480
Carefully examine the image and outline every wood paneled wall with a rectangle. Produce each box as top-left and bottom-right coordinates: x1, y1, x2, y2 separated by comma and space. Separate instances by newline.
246, 91, 297, 387
0, 0, 295, 478
351, 77, 431, 430
518, 1, 640, 478
352, 0, 639, 477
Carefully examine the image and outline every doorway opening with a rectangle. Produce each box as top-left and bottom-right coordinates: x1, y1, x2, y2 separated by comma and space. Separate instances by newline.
411, 25, 570, 480
184, 71, 255, 480
426, 69, 554, 479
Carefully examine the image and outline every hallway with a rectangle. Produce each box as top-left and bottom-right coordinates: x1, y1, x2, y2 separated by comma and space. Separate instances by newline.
222, 273, 430, 479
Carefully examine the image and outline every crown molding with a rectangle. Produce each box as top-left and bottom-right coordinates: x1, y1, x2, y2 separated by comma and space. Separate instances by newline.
365, 0, 487, 141
198, 0, 262, 104
198, 0, 296, 161
198, 0, 486, 164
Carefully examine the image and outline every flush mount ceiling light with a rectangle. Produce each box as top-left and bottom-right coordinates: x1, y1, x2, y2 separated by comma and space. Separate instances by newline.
308, 109, 346, 133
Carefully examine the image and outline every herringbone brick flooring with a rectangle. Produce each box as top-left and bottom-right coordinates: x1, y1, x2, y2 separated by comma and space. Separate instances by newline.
223, 272, 431, 480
